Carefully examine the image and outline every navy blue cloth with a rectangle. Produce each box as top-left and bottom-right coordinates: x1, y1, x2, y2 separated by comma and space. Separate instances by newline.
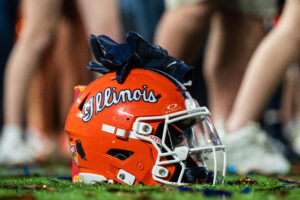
88, 32, 194, 85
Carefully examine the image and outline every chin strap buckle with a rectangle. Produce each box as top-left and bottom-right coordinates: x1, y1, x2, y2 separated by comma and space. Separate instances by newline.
117, 169, 136, 185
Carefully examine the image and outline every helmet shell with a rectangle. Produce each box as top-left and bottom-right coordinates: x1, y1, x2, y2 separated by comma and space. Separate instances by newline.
65, 68, 190, 185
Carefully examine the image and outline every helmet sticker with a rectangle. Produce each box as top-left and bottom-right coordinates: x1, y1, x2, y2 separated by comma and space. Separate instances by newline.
70, 144, 79, 166
82, 85, 161, 122
163, 103, 183, 114
146, 135, 162, 147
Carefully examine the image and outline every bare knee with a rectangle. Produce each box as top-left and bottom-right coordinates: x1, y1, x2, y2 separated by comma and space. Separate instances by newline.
203, 10, 264, 82
277, 0, 300, 44
21, 26, 56, 57
167, 2, 212, 26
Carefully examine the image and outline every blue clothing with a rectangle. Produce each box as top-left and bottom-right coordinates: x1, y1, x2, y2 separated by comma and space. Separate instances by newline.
0, 0, 19, 126
119, 0, 164, 43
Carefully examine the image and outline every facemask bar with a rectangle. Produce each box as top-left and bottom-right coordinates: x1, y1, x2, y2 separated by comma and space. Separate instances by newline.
132, 106, 226, 185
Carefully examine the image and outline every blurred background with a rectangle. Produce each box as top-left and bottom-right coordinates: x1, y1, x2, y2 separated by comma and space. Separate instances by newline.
0, 0, 299, 175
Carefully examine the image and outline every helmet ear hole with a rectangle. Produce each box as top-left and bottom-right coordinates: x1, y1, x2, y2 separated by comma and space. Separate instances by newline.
107, 149, 134, 161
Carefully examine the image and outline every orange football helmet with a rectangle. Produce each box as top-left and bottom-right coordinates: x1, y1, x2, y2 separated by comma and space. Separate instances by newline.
65, 68, 226, 185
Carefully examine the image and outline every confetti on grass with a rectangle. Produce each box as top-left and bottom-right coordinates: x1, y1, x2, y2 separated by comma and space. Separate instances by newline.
227, 176, 258, 185
275, 177, 300, 184
1, 184, 55, 191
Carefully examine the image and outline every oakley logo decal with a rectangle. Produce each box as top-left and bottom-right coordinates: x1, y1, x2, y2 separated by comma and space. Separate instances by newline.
82, 85, 160, 122
167, 104, 178, 110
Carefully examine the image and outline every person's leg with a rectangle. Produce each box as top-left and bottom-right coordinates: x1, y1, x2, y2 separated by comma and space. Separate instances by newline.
25, 51, 58, 162
154, 2, 212, 65
56, 13, 92, 160
25, 2, 93, 161
0, 0, 19, 127
77, 0, 123, 42
203, 0, 292, 175
226, 0, 300, 133
276, 58, 300, 157
154, 1, 213, 106
293, 62, 300, 154
4, 0, 63, 126
0, 0, 63, 164
204, 8, 265, 121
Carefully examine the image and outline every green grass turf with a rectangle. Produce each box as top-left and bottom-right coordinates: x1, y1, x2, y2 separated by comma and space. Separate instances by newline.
0, 163, 300, 200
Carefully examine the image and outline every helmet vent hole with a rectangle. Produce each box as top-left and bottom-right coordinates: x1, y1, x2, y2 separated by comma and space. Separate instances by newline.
78, 96, 88, 111
107, 149, 134, 161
